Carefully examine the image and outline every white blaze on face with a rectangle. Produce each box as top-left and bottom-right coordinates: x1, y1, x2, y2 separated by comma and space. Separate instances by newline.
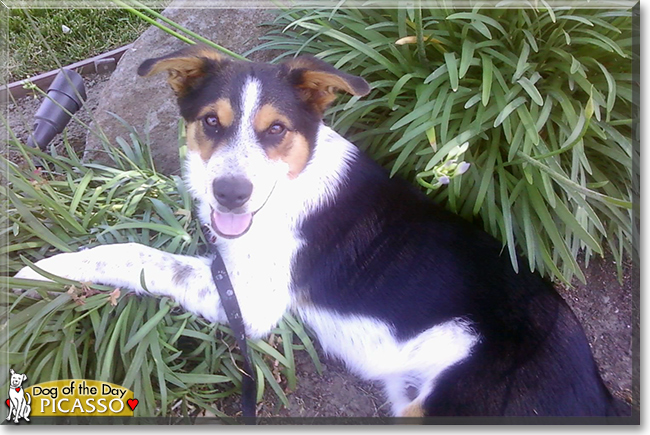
210, 78, 261, 237
240, 78, 262, 137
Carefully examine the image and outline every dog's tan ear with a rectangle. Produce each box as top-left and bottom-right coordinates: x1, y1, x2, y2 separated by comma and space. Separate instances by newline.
138, 44, 226, 96
283, 56, 370, 115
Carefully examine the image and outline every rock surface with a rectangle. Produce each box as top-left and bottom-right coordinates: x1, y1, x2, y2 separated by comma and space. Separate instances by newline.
83, 0, 278, 175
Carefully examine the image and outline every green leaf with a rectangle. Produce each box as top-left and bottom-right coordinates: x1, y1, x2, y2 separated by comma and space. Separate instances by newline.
526, 183, 585, 283
557, 15, 594, 27
521, 29, 539, 52
446, 12, 507, 36
519, 194, 537, 271
464, 93, 482, 109
471, 21, 492, 39
423, 63, 448, 85
24, 294, 72, 335
480, 53, 493, 106
444, 52, 459, 92
68, 169, 94, 217
473, 139, 498, 215
535, 95, 554, 132
575, 28, 628, 58
252, 351, 289, 408
148, 197, 185, 232
387, 73, 413, 108
389, 100, 435, 131
497, 164, 518, 273
517, 152, 632, 208
494, 96, 526, 128
517, 77, 544, 106
296, 21, 402, 76
515, 104, 540, 146
249, 338, 290, 368
540, 0, 556, 22
98, 302, 130, 381
101, 222, 190, 240
459, 40, 475, 79
512, 41, 530, 82
283, 313, 322, 374
123, 303, 171, 352
552, 194, 603, 255
175, 373, 233, 384
595, 60, 617, 115
6, 189, 73, 253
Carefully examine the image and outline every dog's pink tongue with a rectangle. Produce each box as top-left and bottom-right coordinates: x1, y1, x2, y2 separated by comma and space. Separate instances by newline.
212, 211, 253, 237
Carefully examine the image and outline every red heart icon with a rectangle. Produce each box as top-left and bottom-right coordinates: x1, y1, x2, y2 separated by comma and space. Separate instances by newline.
5, 399, 9, 407
15, 388, 20, 392
127, 398, 138, 411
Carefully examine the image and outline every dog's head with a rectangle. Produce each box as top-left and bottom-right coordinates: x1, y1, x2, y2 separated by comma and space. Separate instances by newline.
138, 45, 369, 239
9, 369, 27, 389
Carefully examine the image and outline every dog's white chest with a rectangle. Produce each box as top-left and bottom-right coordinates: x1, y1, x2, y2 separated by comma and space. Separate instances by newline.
216, 213, 301, 338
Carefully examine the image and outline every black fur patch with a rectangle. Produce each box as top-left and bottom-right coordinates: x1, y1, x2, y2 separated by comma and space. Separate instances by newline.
294, 151, 629, 417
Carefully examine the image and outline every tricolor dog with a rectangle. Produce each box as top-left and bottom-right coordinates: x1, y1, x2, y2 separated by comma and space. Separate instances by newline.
7, 369, 31, 423
17, 45, 628, 417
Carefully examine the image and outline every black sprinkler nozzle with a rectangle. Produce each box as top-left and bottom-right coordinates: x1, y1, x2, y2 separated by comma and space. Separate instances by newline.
27, 69, 87, 151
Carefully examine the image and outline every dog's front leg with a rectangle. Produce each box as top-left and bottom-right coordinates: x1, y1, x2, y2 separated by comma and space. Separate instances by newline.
6, 398, 16, 421
14, 243, 224, 323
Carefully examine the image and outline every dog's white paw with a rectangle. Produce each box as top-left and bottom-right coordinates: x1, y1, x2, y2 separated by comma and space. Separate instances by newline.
15, 265, 51, 282
14, 252, 79, 282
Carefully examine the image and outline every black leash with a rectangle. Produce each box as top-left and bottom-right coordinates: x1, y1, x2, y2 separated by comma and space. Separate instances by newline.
207, 231, 257, 421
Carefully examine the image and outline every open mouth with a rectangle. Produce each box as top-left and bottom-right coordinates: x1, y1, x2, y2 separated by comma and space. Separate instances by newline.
211, 210, 254, 239
208, 180, 278, 240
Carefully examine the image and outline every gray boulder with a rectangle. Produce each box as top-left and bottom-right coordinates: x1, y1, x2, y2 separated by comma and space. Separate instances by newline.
84, 1, 278, 174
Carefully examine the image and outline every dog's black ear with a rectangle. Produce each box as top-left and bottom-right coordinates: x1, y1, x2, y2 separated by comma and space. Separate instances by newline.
283, 56, 370, 115
138, 44, 227, 96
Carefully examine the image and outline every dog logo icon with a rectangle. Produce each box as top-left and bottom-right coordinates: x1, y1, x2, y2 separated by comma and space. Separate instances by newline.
6, 369, 31, 423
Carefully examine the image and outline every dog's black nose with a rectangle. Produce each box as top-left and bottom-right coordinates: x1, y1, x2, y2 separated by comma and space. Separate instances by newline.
213, 177, 253, 210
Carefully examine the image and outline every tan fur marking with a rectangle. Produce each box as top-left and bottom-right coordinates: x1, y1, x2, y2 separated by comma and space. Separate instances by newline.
267, 131, 310, 179
284, 57, 318, 71
185, 122, 213, 161
142, 57, 206, 95
254, 104, 292, 133
296, 71, 361, 114
139, 47, 223, 96
400, 401, 425, 418
198, 99, 234, 128
193, 47, 224, 63
301, 71, 359, 95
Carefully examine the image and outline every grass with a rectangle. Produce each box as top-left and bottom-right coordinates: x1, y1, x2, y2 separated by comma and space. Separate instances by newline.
4, 8, 151, 82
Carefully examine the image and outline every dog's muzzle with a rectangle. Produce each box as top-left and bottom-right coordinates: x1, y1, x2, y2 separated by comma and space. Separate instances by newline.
211, 177, 254, 238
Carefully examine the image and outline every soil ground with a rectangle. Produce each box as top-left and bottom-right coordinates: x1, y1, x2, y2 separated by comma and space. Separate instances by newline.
3, 72, 638, 418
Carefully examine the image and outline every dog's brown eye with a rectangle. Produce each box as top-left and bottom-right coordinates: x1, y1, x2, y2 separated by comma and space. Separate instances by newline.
204, 115, 220, 128
267, 123, 286, 135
